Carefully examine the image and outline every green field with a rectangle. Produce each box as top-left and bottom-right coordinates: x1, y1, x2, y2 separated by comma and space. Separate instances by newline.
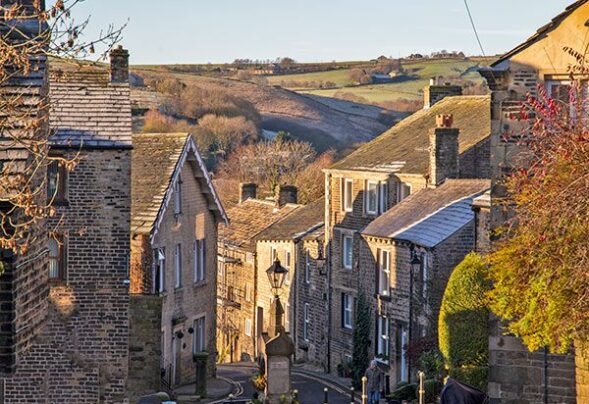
268, 58, 494, 105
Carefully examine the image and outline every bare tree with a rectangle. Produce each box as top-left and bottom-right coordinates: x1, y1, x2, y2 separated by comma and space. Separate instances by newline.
0, 0, 124, 253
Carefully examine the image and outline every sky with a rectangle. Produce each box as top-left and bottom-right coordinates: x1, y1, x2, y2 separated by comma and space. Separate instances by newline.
68, 0, 575, 65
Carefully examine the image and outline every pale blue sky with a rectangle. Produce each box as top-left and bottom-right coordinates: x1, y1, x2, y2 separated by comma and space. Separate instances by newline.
69, 0, 574, 65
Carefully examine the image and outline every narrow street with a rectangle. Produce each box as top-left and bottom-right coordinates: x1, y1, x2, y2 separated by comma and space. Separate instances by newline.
215, 364, 356, 404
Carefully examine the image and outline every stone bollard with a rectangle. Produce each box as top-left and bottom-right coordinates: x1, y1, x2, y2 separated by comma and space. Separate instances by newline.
193, 352, 209, 398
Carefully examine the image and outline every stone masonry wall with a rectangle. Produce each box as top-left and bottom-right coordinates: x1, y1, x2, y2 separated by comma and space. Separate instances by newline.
128, 295, 162, 402
4, 149, 132, 403
459, 137, 491, 180
153, 160, 218, 385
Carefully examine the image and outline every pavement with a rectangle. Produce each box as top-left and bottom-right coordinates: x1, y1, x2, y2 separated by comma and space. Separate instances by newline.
186, 363, 360, 404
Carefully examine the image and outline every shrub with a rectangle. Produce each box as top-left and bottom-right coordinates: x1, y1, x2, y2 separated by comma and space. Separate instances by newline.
438, 253, 490, 391
424, 379, 443, 403
389, 382, 416, 401
351, 292, 371, 388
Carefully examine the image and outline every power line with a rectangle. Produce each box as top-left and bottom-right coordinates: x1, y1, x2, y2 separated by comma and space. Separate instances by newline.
463, 0, 486, 57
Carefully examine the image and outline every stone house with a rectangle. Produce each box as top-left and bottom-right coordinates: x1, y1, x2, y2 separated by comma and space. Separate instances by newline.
323, 91, 491, 374
0, 28, 138, 403
254, 198, 327, 369
217, 184, 299, 363
130, 133, 227, 387
360, 179, 490, 388
478, 2, 588, 402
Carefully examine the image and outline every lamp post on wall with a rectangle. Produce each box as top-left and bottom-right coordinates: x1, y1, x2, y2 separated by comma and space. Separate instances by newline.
408, 245, 422, 384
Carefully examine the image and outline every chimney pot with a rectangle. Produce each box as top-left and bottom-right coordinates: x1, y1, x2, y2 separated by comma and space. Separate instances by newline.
110, 45, 129, 83
436, 114, 454, 128
239, 183, 257, 203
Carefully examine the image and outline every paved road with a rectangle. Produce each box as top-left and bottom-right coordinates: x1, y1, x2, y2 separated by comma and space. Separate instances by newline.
217, 364, 355, 404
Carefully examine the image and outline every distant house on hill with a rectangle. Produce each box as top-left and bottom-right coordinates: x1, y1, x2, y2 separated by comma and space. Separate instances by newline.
371, 73, 394, 84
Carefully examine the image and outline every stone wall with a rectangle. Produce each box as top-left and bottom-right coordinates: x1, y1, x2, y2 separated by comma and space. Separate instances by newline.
459, 137, 491, 180
3, 148, 132, 403
152, 160, 219, 385
293, 238, 329, 370
128, 295, 162, 402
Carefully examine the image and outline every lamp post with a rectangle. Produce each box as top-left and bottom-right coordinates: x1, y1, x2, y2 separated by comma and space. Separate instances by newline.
266, 259, 289, 336
408, 245, 421, 383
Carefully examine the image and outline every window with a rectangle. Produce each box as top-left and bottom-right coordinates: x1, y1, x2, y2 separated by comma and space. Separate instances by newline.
161, 329, 166, 368
379, 182, 389, 214
245, 318, 252, 337
284, 250, 291, 284
194, 239, 206, 283
285, 302, 291, 332
303, 303, 310, 341
155, 248, 166, 293
48, 236, 66, 280
342, 293, 353, 329
174, 179, 182, 215
342, 178, 353, 212
174, 244, 182, 288
378, 249, 390, 296
377, 315, 390, 359
245, 284, 252, 302
342, 234, 353, 269
421, 253, 428, 301
396, 182, 412, 203
365, 181, 378, 215
47, 159, 67, 203
271, 247, 277, 261
193, 317, 206, 353
400, 327, 408, 382
305, 249, 311, 284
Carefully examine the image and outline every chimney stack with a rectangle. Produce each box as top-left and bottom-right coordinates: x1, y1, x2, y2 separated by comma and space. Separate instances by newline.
110, 45, 129, 83
429, 114, 459, 187
423, 81, 462, 109
275, 185, 298, 207
239, 183, 257, 203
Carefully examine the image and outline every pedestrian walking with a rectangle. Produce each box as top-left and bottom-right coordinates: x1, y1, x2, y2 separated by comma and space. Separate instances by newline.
365, 360, 382, 404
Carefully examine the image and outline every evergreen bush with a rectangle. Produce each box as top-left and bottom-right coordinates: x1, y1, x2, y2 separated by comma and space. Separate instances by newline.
351, 292, 371, 388
438, 253, 490, 391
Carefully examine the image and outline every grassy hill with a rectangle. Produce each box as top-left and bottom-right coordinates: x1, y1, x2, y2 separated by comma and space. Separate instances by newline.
267, 58, 494, 106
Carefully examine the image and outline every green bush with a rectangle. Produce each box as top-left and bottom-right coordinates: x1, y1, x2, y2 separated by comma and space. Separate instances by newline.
389, 382, 416, 401
449, 366, 488, 391
351, 292, 371, 388
424, 379, 443, 403
438, 253, 490, 391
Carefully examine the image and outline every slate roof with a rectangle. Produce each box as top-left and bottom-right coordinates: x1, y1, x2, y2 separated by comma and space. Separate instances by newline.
131, 133, 227, 237
329, 95, 490, 175
256, 198, 324, 242
492, 0, 589, 67
49, 65, 132, 148
362, 179, 490, 248
219, 199, 300, 252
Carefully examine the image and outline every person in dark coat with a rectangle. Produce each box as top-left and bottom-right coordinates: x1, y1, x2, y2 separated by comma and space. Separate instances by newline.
365, 360, 382, 404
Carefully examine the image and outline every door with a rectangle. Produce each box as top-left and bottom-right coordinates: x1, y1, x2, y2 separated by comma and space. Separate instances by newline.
172, 333, 182, 385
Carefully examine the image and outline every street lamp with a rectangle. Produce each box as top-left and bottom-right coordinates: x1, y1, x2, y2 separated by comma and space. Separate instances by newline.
266, 259, 289, 336
408, 245, 421, 383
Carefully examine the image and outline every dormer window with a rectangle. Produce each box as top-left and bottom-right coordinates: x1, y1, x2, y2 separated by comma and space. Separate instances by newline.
365, 181, 378, 215
174, 178, 182, 215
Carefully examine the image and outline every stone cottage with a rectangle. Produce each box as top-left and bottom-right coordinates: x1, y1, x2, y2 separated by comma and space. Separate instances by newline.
254, 198, 327, 369
360, 179, 490, 387
217, 184, 299, 363
478, 1, 589, 402
323, 92, 491, 374
0, 14, 137, 400
131, 133, 227, 387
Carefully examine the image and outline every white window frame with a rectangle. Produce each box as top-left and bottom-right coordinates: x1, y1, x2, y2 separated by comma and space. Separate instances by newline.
174, 243, 182, 289
271, 246, 277, 261
342, 178, 353, 212
303, 303, 310, 341
421, 253, 428, 301
396, 182, 412, 203
285, 302, 291, 333
194, 239, 205, 283
377, 315, 390, 360
245, 318, 252, 337
379, 182, 389, 214
305, 249, 311, 284
342, 234, 353, 270
400, 327, 408, 382
193, 316, 206, 353
174, 179, 182, 215
365, 180, 379, 215
379, 249, 390, 296
157, 248, 166, 293
342, 294, 353, 329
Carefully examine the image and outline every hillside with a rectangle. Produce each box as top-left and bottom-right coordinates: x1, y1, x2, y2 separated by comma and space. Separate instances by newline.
131, 68, 404, 151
